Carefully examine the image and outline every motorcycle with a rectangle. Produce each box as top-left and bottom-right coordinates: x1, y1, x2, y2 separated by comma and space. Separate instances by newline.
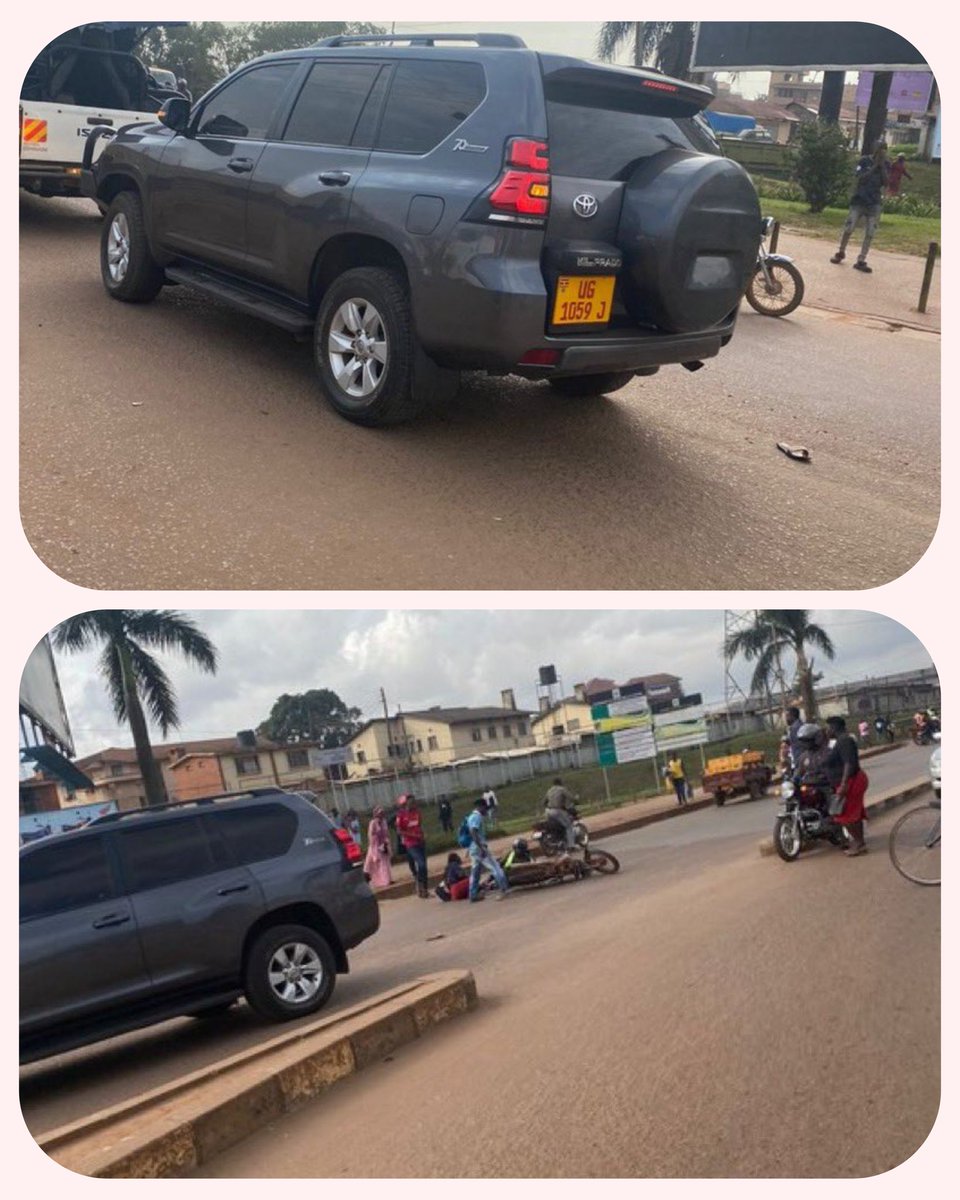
744, 216, 805, 317
530, 807, 620, 873
912, 723, 940, 746
773, 777, 848, 862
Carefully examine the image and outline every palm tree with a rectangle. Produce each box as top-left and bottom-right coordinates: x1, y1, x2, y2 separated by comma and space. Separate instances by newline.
53, 611, 218, 807
724, 611, 836, 721
595, 21, 696, 79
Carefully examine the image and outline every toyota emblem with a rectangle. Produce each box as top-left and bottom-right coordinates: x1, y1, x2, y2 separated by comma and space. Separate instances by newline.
573, 194, 599, 219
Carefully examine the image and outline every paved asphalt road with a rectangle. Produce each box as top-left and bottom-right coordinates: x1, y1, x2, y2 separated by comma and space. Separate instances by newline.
20, 196, 939, 590
21, 746, 938, 1179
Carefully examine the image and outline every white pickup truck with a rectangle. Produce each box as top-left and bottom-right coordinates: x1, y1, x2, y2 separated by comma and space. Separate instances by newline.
20, 21, 186, 202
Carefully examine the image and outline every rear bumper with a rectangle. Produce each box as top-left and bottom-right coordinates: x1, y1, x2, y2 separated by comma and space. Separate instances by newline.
415, 243, 739, 375
20, 161, 84, 196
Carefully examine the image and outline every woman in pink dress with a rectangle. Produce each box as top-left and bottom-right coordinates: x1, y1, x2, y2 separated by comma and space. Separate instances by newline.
364, 807, 393, 889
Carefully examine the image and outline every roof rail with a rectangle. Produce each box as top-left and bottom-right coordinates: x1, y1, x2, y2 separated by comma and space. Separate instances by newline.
315, 32, 527, 49
86, 787, 289, 824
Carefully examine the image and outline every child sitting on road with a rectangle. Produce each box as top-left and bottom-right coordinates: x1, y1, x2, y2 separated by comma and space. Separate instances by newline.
435, 852, 470, 901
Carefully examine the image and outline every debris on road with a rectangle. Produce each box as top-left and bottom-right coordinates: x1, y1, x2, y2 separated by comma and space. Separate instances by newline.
776, 442, 811, 463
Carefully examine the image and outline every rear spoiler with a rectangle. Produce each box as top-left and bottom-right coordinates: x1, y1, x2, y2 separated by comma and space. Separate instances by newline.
539, 58, 713, 119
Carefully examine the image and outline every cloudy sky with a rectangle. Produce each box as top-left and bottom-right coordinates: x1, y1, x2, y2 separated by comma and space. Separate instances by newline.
41, 610, 933, 758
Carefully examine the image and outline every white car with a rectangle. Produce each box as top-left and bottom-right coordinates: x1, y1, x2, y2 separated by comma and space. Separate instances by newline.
929, 738, 941, 799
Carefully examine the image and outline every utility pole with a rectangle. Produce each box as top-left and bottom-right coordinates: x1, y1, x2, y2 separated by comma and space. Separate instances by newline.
380, 687, 400, 783
723, 611, 753, 735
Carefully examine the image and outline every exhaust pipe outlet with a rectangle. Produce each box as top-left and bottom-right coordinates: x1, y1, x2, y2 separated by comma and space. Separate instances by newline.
682, 360, 705, 372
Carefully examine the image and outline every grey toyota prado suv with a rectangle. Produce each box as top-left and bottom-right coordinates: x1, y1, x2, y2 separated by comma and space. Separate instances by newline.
19, 789, 378, 1062
82, 32, 761, 426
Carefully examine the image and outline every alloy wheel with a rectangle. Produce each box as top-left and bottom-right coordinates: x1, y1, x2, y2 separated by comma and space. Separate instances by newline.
106, 212, 130, 283
328, 298, 388, 397
266, 941, 324, 1005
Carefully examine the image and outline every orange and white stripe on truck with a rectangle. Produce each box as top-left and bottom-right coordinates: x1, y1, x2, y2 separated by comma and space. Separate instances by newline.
21, 117, 48, 144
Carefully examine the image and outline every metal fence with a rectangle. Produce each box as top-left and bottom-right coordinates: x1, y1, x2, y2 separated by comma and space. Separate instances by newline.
327, 741, 591, 814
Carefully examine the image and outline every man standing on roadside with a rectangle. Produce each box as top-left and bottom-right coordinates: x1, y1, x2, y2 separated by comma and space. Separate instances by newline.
437, 795, 453, 833
785, 706, 804, 773
467, 798, 510, 903
396, 794, 430, 898
667, 754, 688, 806
830, 143, 889, 273
482, 784, 499, 819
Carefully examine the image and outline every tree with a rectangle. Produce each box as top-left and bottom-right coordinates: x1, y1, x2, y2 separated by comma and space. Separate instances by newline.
258, 689, 362, 748
792, 121, 851, 213
596, 22, 696, 79
140, 21, 385, 97
53, 611, 218, 807
724, 610, 836, 721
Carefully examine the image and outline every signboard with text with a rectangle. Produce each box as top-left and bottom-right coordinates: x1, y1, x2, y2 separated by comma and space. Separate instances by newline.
592, 695, 655, 766
653, 704, 708, 753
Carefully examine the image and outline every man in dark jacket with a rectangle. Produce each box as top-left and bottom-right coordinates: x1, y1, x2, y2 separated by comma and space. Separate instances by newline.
830, 144, 890, 273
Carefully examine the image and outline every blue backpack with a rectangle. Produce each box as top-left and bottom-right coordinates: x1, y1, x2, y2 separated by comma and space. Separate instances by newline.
457, 815, 473, 848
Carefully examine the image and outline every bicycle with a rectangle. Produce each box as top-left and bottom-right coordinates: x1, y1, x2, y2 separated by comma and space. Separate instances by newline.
888, 799, 941, 886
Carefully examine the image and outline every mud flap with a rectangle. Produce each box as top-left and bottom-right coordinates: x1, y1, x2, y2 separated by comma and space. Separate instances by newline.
412, 343, 460, 406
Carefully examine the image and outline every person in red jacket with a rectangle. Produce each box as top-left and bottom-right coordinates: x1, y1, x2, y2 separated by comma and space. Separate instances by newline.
395, 793, 429, 898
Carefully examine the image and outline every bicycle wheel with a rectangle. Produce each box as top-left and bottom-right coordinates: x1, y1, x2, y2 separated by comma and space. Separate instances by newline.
888, 805, 941, 886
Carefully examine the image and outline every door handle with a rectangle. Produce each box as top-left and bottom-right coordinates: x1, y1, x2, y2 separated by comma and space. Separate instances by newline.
319, 170, 351, 187
227, 157, 255, 174
217, 884, 250, 896
92, 913, 130, 929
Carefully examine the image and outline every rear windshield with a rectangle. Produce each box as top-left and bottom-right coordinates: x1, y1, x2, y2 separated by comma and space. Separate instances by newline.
547, 101, 719, 180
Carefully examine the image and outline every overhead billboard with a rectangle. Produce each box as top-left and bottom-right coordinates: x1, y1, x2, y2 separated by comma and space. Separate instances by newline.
856, 71, 934, 112
20, 636, 74, 756
692, 22, 926, 71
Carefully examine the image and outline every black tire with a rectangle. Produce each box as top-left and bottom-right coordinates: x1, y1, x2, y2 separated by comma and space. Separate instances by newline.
314, 267, 425, 426
748, 780, 765, 801
243, 924, 337, 1021
547, 371, 636, 398
585, 849, 620, 874
888, 805, 941, 886
774, 816, 802, 862
744, 260, 805, 317
714, 791, 726, 807
100, 191, 164, 303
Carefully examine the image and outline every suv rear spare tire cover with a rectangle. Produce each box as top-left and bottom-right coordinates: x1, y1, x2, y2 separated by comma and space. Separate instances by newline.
618, 149, 761, 334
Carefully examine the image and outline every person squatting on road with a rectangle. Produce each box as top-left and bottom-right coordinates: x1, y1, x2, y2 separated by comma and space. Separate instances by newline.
824, 716, 870, 856
363, 807, 393, 889
435, 852, 471, 901
396, 794, 430, 898
544, 777, 579, 851
831, 143, 889, 273
467, 797, 510, 902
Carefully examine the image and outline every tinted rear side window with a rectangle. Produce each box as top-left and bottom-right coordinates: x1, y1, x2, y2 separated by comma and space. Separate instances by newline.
198, 62, 298, 140
118, 816, 223, 891
208, 804, 298, 865
20, 837, 115, 919
546, 103, 718, 180
284, 61, 382, 146
377, 60, 485, 153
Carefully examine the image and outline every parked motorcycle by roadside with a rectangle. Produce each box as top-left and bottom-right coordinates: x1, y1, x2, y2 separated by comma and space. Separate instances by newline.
773, 777, 848, 861
745, 217, 805, 317
530, 808, 620, 873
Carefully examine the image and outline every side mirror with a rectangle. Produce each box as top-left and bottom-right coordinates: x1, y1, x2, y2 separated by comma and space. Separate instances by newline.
158, 96, 190, 134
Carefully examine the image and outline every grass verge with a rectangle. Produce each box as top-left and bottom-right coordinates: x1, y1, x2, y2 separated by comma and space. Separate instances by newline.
761, 198, 941, 257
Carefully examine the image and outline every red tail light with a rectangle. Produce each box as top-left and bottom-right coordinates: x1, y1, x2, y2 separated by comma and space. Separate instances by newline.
487, 137, 550, 220
332, 826, 363, 866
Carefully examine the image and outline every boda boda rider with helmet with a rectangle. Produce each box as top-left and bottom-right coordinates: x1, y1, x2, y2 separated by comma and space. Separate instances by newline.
544, 777, 579, 852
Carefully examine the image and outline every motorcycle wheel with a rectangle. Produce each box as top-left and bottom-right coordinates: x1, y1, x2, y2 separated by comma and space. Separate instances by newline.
584, 849, 620, 874
745, 261, 804, 317
773, 816, 803, 861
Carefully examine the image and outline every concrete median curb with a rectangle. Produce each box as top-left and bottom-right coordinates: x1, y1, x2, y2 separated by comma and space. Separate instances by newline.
758, 777, 931, 857
37, 970, 477, 1179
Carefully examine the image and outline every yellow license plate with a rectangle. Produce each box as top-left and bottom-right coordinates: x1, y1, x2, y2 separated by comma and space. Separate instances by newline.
552, 275, 615, 325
